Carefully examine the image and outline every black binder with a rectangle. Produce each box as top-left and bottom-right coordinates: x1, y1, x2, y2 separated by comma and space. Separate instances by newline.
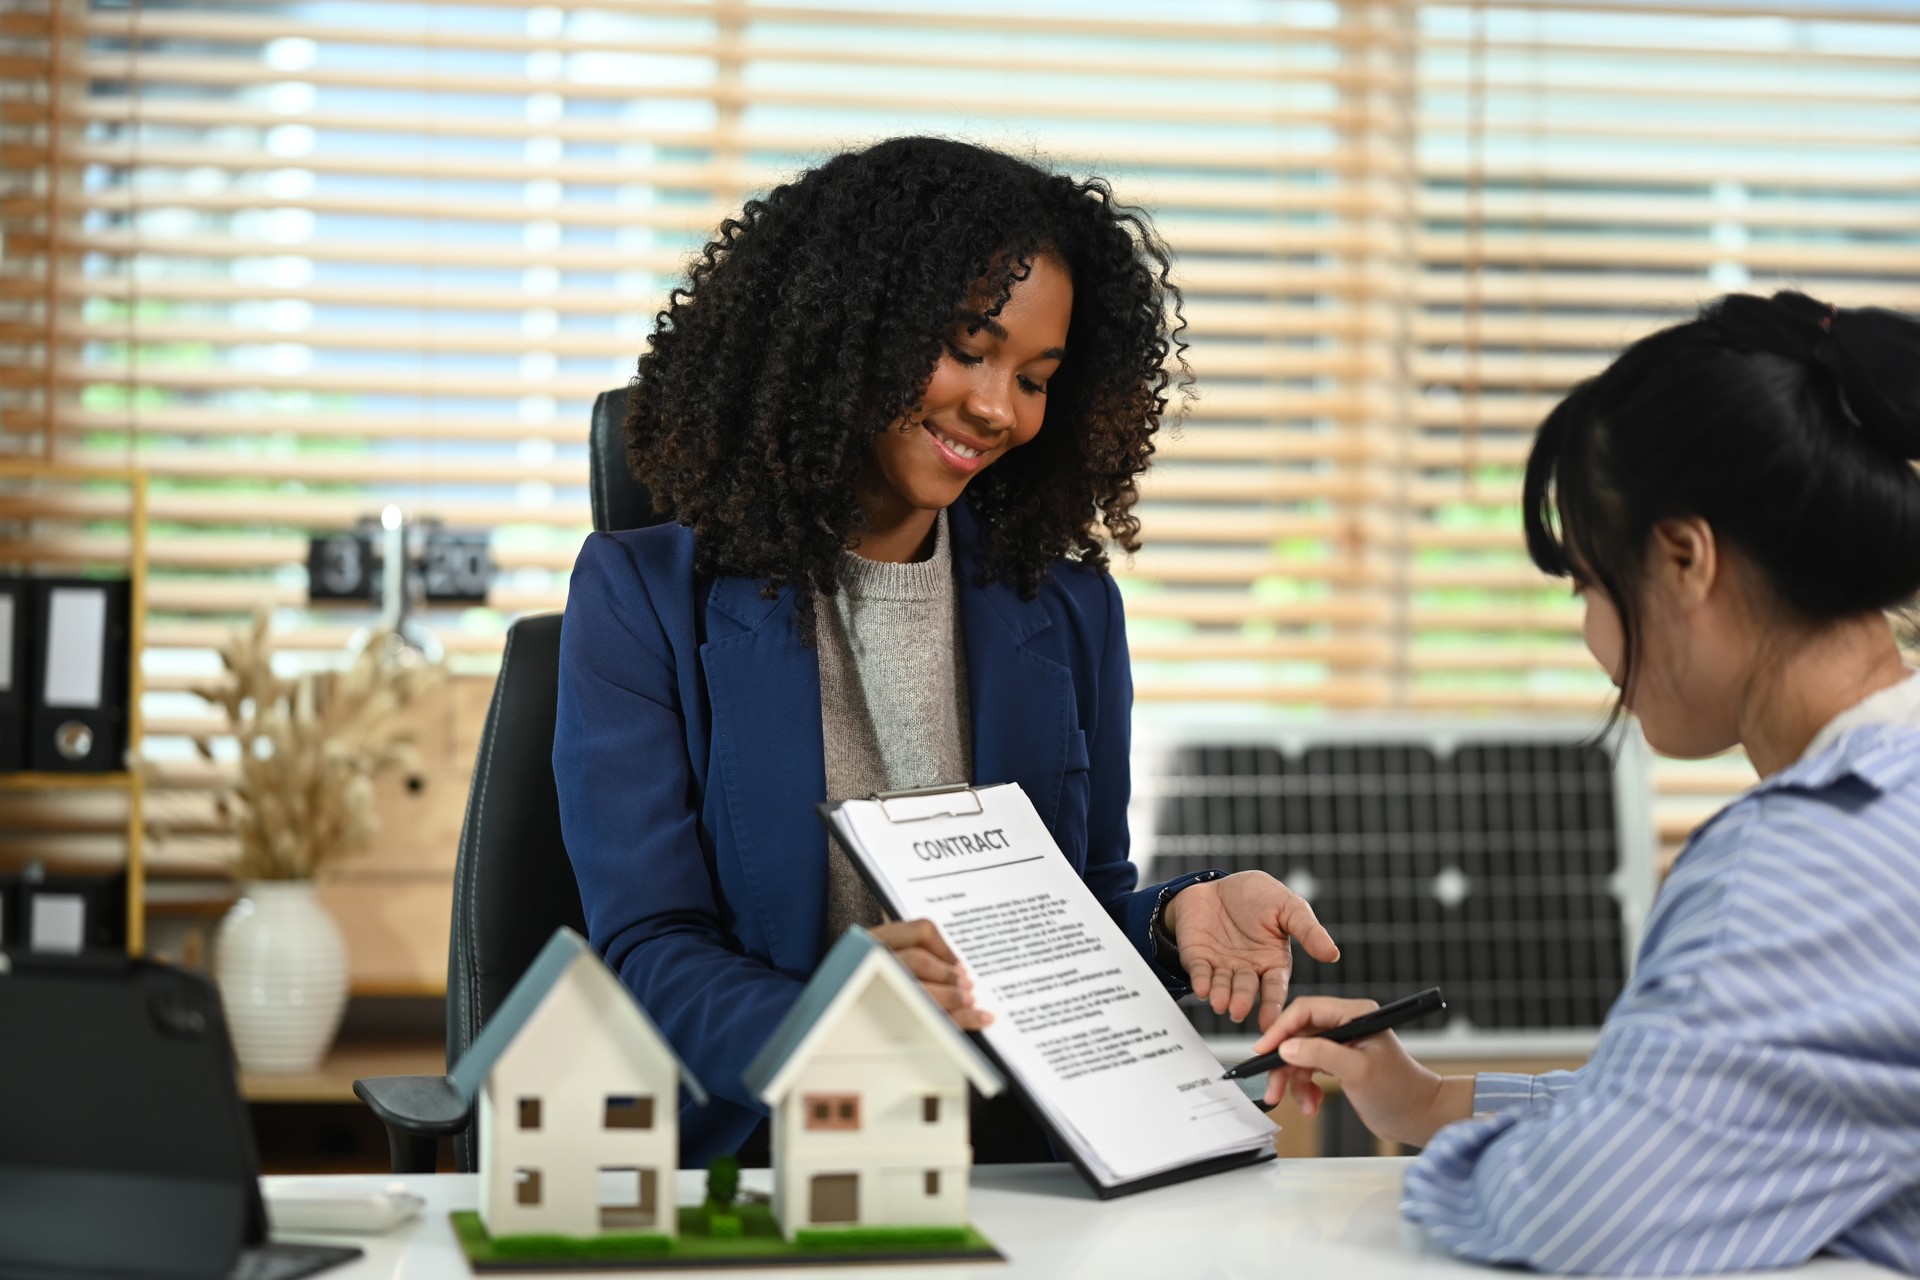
25, 577, 131, 774
0, 576, 29, 772
0, 869, 17, 949
16, 868, 127, 955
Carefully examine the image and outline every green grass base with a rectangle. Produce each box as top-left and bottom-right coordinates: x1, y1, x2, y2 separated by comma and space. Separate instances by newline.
451, 1203, 1002, 1271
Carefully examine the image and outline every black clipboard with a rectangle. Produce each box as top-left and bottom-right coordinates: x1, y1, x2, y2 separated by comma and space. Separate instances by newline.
817, 782, 1275, 1201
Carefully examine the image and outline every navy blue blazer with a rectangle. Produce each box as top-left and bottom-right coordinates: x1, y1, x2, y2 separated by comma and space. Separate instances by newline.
553, 501, 1212, 1163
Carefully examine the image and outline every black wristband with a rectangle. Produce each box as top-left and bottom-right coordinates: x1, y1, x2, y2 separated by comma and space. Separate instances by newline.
1148, 868, 1225, 979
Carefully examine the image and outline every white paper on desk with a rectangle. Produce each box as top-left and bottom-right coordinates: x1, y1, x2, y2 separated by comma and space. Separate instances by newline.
830, 783, 1275, 1187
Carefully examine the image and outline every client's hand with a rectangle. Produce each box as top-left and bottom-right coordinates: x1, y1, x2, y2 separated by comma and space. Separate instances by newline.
1252, 996, 1472, 1148
1163, 870, 1340, 1030
869, 919, 992, 1031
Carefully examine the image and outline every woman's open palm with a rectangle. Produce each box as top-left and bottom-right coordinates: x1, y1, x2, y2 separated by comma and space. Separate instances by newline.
1167, 871, 1340, 1031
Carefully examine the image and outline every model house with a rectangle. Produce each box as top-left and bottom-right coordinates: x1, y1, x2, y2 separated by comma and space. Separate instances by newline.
742, 926, 1005, 1236
449, 927, 707, 1240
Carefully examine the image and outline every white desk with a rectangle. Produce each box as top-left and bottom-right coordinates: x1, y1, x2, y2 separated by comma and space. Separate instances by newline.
271, 1160, 1894, 1280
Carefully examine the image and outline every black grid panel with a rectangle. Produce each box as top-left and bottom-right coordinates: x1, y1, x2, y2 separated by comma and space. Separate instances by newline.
1147, 740, 1627, 1036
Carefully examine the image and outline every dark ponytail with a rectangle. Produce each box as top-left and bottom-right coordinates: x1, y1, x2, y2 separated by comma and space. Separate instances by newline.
1522, 291, 1920, 704
1718, 291, 1920, 463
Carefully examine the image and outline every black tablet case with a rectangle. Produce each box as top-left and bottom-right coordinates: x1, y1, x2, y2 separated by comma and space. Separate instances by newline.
0, 953, 360, 1279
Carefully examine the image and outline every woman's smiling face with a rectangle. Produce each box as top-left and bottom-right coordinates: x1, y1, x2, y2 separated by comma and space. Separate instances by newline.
866, 252, 1072, 519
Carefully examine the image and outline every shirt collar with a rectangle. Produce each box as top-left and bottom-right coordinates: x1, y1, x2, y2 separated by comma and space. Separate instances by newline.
1801, 669, 1920, 757
1755, 719, 1920, 797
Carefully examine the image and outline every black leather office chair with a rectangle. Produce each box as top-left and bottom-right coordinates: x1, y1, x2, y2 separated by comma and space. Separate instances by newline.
354, 387, 668, 1173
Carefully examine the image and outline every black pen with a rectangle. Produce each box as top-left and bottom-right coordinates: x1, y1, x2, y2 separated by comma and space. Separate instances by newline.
1219, 987, 1447, 1081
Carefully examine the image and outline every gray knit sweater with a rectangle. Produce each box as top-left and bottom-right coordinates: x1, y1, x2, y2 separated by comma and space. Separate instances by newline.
815, 509, 973, 949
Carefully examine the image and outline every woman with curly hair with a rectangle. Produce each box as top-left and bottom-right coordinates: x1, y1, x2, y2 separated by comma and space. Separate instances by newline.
554, 136, 1337, 1165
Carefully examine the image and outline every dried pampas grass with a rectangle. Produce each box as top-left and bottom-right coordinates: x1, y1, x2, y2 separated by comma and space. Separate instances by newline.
192, 614, 442, 881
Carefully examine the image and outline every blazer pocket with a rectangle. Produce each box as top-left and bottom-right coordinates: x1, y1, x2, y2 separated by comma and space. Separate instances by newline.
1056, 728, 1092, 865
1064, 728, 1090, 772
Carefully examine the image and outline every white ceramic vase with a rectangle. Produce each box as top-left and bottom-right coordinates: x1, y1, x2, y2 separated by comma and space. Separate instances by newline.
214, 881, 350, 1074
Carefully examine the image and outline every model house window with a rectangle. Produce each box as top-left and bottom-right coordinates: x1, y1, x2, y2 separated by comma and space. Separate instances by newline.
803, 1093, 861, 1131
604, 1095, 655, 1130
515, 1168, 542, 1206
923, 1096, 939, 1124
925, 1170, 941, 1196
518, 1097, 541, 1130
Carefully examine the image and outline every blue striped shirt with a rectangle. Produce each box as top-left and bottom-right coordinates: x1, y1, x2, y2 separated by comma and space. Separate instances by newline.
1402, 711, 1920, 1274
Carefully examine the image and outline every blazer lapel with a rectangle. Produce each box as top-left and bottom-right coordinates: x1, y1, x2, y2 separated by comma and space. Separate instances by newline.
950, 504, 1077, 831
698, 505, 1078, 975
701, 577, 827, 972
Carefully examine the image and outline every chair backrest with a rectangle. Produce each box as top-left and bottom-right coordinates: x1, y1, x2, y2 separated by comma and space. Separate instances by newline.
587, 386, 659, 534
443, 385, 665, 1169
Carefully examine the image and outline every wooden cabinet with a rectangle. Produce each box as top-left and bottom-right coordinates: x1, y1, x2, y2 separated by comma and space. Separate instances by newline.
317, 673, 495, 995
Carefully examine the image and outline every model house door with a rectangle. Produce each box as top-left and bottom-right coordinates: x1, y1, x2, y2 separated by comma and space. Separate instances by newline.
599, 1166, 659, 1229
809, 1173, 858, 1224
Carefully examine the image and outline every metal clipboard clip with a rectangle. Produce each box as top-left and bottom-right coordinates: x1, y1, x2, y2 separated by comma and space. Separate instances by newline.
869, 781, 984, 824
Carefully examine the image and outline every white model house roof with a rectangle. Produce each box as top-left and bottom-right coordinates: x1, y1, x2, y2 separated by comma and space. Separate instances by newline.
448, 926, 708, 1105
741, 926, 1005, 1104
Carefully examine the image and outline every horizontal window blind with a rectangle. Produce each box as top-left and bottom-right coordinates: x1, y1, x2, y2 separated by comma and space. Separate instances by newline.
7, 0, 1422, 875
1415, 0, 1920, 858
1, 0, 1914, 879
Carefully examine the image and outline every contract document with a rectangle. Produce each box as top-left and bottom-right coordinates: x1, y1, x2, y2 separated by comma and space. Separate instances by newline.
821, 782, 1277, 1196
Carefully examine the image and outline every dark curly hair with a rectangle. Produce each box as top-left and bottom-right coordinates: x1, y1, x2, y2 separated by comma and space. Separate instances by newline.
626, 135, 1188, 612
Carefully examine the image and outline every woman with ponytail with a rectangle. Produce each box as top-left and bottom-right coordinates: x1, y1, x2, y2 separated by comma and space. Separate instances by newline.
1247, 292, 1920, 1274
